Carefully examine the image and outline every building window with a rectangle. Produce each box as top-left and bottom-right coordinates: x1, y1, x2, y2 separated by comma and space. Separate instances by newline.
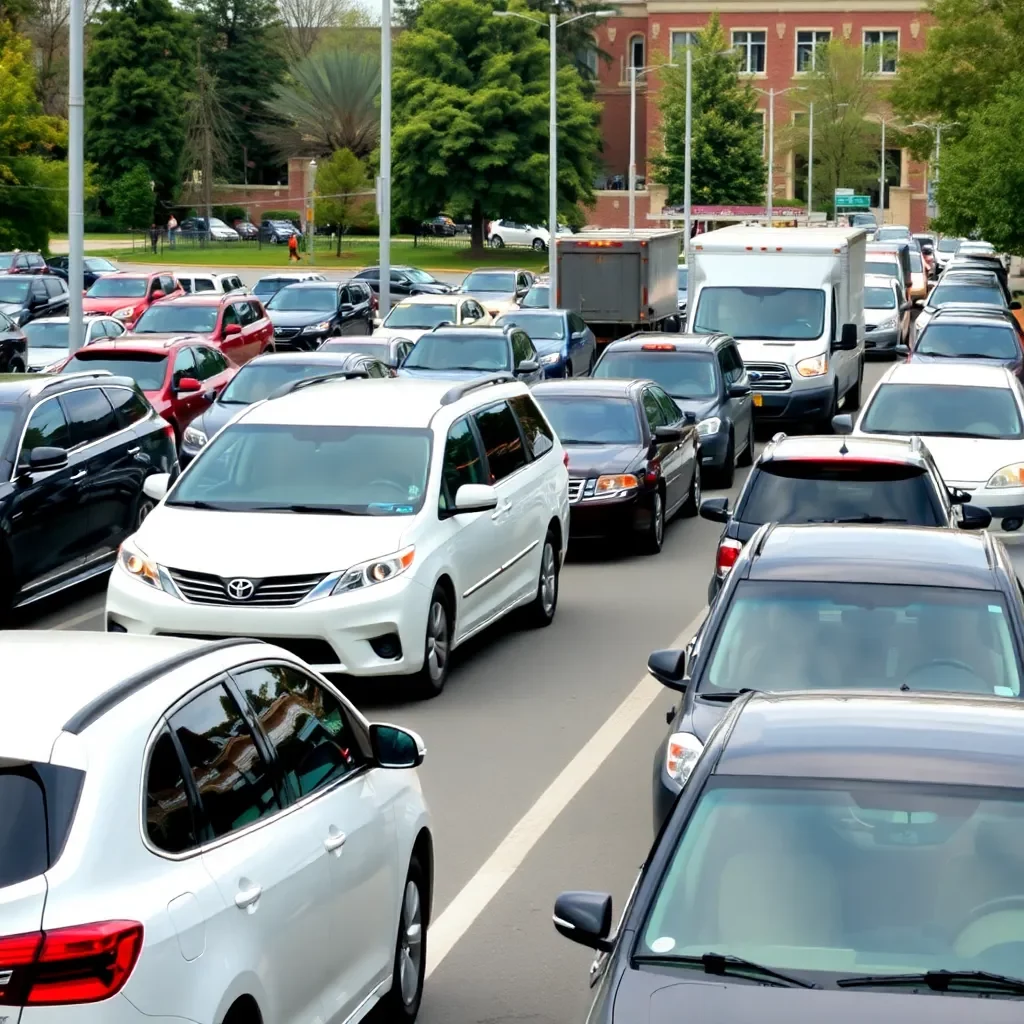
796, 29, 830, 72
628, 34, 644, 69
732, 30, 766, 74
752, 109, 766, 154
864, 30, 899, 73
670, 30, 698, 62
578, 41, 598, 78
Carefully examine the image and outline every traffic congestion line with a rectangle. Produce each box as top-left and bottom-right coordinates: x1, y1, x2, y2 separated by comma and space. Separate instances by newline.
424, 606, 709, 979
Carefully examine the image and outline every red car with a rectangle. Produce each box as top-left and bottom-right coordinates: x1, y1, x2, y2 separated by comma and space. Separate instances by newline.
56, 336, 238, 444
130, 292, 275, 365
82, 270, 183, 327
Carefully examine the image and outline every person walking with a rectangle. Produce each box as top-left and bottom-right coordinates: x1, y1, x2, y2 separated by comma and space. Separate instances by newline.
167, 214, 178, 248
148, 223, 160, 254
287, 232, 300, 262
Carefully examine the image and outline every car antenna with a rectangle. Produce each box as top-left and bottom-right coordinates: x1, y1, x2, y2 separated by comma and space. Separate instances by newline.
838, 439, 849, 456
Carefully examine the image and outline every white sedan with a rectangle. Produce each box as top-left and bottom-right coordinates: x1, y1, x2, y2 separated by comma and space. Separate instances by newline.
850, 361, 1024, 528
372, 293, 492, 344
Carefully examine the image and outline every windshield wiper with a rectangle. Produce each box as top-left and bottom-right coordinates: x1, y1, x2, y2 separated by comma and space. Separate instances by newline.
806, 515, 908, 524
838, 970, 1024, 995
914, 349, 955, 358
164, 499, 234, 511
247, 504, 362, 515
696, 687, 759, 703
634, 952, 816, 989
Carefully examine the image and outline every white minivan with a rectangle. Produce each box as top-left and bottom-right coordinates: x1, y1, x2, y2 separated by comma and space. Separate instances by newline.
688, 226, 867, 431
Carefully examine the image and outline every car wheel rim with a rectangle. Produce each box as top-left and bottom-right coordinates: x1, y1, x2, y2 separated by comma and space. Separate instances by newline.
692, 463, 701, 507
136, 499, 155, 529
540, 541, 557, 615
654, 493, 664, 545
426, 600, 448, 682
398, 879, 423, 1006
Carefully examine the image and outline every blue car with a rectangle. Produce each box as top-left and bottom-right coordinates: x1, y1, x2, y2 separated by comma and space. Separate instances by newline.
398, 326, 545, 383
494, 308, 596, 378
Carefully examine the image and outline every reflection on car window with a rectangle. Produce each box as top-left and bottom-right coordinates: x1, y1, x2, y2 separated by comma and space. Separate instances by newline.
860, 383, 1023, 439
509, 394, 554, 458
145, 729, 198, 853
473, 401, 527, 482
440, 417, 486, 510
595, 351, 717, 399
404, 334, 510, 372
21, 397, 70, 458
61, 353, 168, 391
534, 395, 641, 445
916, 324, 1019, 360
692, 287, 825, 341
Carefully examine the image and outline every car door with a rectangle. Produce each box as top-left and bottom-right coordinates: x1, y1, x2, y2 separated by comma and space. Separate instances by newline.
233, 301, 264, 362
349, 283, 374, 332
642, 386, 685, 509
60, 385, 138, 552
169, 347, 206, 429
44, 277, 68, 315
170, 681, 330, 1024
726, 342, 754, 444
567, 312, 593, 375
654, 387, 697, 513
246, 298, 274, 356
390, 270, 412, 297
231, 663, 399, 1023
217, 302, 248, 363
6, 396, 91, 592
193, 345, 233, 404
26, 277, 49, 323
104, 384, 171, 508
716, 345, 744, 446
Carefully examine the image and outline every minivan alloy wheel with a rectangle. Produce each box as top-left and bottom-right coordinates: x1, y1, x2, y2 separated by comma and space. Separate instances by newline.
540, 540, 557, 617
425, 599, 448, 683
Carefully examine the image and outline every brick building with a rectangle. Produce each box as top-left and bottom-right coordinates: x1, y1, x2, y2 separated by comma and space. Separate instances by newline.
589, 1, 931, 232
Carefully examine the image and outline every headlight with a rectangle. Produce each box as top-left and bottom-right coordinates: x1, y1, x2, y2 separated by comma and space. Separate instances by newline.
594, 474, 638, 494
539, 352, 562, 365
877, 317, 897, 330
796, 353, 828, 377
117, 538, 165, 590
697, 417, 721, 436
987, 463, 1024, 489
665, 732, 704, 786
301, 321, 332, 334
113, 306, 136, 320
183, 424, 208, 448
306, 546, 416, 601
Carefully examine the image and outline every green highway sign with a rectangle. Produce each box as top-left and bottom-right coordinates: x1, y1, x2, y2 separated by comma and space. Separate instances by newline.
835, 194, 872, 209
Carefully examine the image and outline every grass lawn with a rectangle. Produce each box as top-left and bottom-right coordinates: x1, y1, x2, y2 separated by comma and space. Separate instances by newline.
51, 232, 135, 242
90, 238, 551, 272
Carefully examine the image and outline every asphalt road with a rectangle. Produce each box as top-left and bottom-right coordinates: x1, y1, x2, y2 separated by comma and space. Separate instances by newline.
15, 355, 1024, 1024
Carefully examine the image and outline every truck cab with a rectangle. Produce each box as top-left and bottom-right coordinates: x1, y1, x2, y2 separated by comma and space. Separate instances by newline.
688, 226, 866, 431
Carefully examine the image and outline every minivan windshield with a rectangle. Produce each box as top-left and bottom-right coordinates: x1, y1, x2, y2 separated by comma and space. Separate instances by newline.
860, 382, 1023, 439
167, 423, 432, 515
593, 350, 717, 399
692, 287, 825, 341
701, 580, 1021, 696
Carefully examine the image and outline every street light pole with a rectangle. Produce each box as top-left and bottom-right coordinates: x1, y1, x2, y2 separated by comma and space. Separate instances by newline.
308, 159, 317, 265
68, 0, 84, 353
880, 117, 886, 224
683, 46, 692, 251
767, 87, 775, 221
807, 102, 814, 218
379, 0, 392, 315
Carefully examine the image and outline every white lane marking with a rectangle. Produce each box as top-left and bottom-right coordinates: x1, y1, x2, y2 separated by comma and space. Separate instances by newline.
425, 606, 709, 978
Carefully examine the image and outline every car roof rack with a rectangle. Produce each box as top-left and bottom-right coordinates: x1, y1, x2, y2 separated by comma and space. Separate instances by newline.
64, 637, 264, 735
32, 370, 113, 395
268, 369, 370, 400
440, 373, 517, 406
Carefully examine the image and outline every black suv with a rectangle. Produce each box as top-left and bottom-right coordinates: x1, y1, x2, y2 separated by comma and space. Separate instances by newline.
351, 266, 454, 297
264, 280, 374, 349
0, 273, 69, 327
649, 522, 1024, 828
0, 370, 177, 616
699, 432, 990, 602
0, 252, 49, 275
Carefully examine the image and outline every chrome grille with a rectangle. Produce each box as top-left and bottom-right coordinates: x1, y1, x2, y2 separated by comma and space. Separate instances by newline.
167, 567, 326, 606
567, 478, 585, 503
745, 362, 792, 392
274, 326, 301, 339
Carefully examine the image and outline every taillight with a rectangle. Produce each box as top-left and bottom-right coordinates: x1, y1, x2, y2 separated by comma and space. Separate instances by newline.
716, 538, 742, 576
0, 921, 143, 1006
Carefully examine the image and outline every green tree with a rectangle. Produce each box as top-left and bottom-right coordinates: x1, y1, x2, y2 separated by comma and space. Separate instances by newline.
85, 0, 192, 207
392, 0, 601, 250
184, 0, 288, 183
650, 15, 765, 206
109, 164, 156, 228
0, 21, 67, 250
315, 148, 370, 254
522, 0, 611, 94
264, 49, 380, 159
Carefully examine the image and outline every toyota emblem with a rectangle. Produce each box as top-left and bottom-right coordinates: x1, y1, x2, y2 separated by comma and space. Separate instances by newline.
226, 578, 255, 601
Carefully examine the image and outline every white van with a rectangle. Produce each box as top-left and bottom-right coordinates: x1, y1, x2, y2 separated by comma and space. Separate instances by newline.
688, 226, 866, 430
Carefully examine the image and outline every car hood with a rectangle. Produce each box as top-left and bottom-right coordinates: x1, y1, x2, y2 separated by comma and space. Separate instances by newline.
83, 296, 143, 315
0, 302, 25, 319
27, 344, 68, 370
613, 968, 1022, 1023
398, 367, 501, 381
268, 309, 336, 328
564, 443, 644, 476
373, 327, 429, 343
854, 431, 1024, 485
464, 292, 519, 314
135, 507, 411, 576
865, 306, 899, 326
192, 401, 248, 440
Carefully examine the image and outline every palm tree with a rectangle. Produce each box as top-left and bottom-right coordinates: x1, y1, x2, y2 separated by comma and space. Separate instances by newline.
264, 49, 380, 159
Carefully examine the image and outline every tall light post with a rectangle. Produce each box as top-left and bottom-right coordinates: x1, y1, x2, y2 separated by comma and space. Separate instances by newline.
908, 120, 958, 219
67, 0, 84, 352
755, 85, 805, 224
806, 102, 813, 218
629, 62, 676, 234
308, 159, 317, 265
495, 7, 614, 309
379, 0, 392, 314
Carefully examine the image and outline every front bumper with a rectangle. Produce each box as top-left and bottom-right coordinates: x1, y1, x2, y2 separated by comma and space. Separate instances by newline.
272, 329, 323, 351
568, 491, 653, 540
864, 327, 900, 352
752, 382, 835, 422
948, 480, 1024, 521
698, 428, 730, 468
106, 567, 432, 676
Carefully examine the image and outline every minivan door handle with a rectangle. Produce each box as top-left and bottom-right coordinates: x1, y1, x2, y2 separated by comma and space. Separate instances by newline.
70, 469, 87, 481
234, 882, 263, 911
491, 500, 513, 521
324, 827, 347, 854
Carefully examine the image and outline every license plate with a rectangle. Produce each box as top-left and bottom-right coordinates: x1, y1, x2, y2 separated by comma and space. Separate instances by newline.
753, 393, 764, 407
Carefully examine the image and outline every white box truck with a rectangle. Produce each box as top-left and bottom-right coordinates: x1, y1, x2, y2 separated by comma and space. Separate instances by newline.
688, 226, 866, 429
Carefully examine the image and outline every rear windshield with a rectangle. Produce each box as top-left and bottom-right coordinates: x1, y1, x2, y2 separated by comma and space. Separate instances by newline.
865, 260, 900, 278
594, 350, 717, 399
61, 351, 168, 390
533, 395, 641, 445
916, 323, 1019, 361
937, 238, 961, 252
865, 287, 896, 310
930, 283, 1005, 308
738, 460, 943, 527
0, 764, 84, 887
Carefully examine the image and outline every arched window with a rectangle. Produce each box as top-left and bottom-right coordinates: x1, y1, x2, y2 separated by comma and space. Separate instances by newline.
628, 34, 644, 69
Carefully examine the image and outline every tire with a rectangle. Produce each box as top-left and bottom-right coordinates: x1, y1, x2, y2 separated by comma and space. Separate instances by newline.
715, 433, 735, 489
641, 489, 666, 554
411, 588, 451, 698
491, 235, 505, 248
818, 384, 839, 433
844, 358, 865, 412
680, 459, 701, 517
563, 359, 573, 379
7, 357, 24, 373
737, 416, 755, 467
532, 238, 545, 251
132, 491, 156, 532
379, 858, 427, 1022
525, 531, 559, 626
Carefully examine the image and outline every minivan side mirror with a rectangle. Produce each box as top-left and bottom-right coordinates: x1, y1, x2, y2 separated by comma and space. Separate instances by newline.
648, 648, 687, 692
948, 486, 973, 505
553, 891, 614, 952
959, 504, 992, 531
369, 724, 425, 768
699, 496, 730, 523
832, 413, 854, 434
835, 323, 858, 350
517, 359, 539, 374
452, 483, 498, 515
143, 473, 170, 501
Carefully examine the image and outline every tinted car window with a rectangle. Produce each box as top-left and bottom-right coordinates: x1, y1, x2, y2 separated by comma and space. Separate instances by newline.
642, 389, 667, 430
145, 729, 198, 853
194, 346, 228, 379
594, 350, 718, 400
172, 348, 198, 385
62, 351, 168, 391
511, 331, 534, 366
473, 401, 527, 482
509, 394, 554, 458
62, 387, 118, 446
534, 395, 641, 444
930, 282, 1005, 308
861, 383, 1023, 439
916, 323, 1020, 360
21, 397, 71, 457
652, 387, 682, 424
235, 665, 363, 799
738, 461, 944, 527
44, 278, 65, 298
104, 386, 150, 427
170, 683, 281, 839
440, 416, 486, 510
